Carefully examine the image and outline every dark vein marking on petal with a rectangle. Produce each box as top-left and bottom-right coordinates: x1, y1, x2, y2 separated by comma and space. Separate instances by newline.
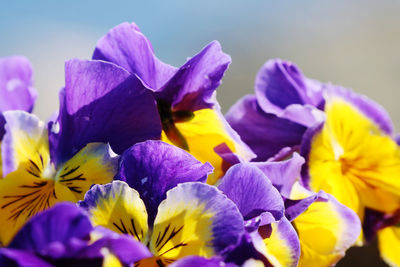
60, 166, 80, 178
157, 225, 184, 252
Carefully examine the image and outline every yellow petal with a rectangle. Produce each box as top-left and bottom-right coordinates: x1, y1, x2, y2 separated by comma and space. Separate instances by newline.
162, 108, 253, 184
2, 111, 51, 178
82, 181, 149, 243
291, 183, 361, 267
0, 172, 76, 245
378, 226, 400, 267
55, 143, 117, 200
307, 98, 400, 218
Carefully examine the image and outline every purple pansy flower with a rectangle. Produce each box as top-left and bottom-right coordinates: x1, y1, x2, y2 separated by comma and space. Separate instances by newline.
91, 22, 255, 183
79, 140, 246, 265
214, 147, 361, 266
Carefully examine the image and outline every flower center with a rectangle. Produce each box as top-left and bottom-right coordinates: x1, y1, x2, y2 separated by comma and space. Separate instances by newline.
157, 100, 194, 150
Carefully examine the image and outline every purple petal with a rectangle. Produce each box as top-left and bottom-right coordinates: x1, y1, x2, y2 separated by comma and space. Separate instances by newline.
93, 22, 177, 89
156, 41, 231, 111
224, 232, 271, 266
49, 59, 161, 164
171, 256, 237, 267
0, 56, 37, 113
118, 140, 213, 223
255, 59, 323, 114
253, 152, 305, 198
284, 189, 329, 221
326, 84, 393, 135
218, 163, 284, 223
0, 248, 53, 267
226, 95, 306, 161
9, 203, 92, 256
78, 231, 152, 264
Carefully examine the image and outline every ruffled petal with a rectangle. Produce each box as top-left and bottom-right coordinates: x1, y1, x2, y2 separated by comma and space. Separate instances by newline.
156, 41, 231, 111
253, 152, 305, 198
218, 163, 284, 223
79, 181, 149, 243
255, 59, 324, 117
291, 183, 361, 267
93, 22, 177, 89
149, 182, 244, 263
226, 95, 306, 161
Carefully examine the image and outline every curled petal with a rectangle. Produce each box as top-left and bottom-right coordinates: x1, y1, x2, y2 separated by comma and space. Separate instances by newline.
226, 95, 306, 161
93, 22, 177, 89
218, 163, 284, 223
291, 183, 361, 267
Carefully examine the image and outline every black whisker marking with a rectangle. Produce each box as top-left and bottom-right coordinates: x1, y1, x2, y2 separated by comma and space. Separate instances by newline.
157, 225, 184, 252
60, 166, 80, 178
29, 159, 41, 172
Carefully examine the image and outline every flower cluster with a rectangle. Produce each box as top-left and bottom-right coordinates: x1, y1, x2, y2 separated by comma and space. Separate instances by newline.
0, 22, 398, 267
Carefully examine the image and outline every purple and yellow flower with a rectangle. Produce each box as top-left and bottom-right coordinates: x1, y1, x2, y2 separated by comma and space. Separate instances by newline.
92, 22, 255, 183
0, 110, 118, 246
217, 163, 300, 267
0, 54, 162, 245
216, 147, 361, 266
300, 87, 400, 223
78, 141, 245, 266
0, 202, 151, 266
0, 56, 37, 177
227, 58, 399, 241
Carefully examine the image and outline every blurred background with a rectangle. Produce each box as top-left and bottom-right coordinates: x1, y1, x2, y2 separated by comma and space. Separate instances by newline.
1, 1, 399, 265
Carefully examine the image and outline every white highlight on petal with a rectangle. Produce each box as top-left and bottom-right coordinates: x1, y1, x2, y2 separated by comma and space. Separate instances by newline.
6, 79, 23, 92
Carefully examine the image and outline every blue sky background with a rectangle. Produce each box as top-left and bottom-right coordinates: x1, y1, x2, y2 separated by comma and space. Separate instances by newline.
1, 1, 400, 133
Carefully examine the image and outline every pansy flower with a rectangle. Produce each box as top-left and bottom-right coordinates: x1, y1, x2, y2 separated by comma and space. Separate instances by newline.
0, 110, 118, 246
217, 163, 301, 267
92, 22, 255, 183
79, 141, 244, 266
300, 87, 400, 224
216, 147, 361, 266
0, 56, 37, 177
227, 58, 400, 239
0, 52, 161, 245
0, 202, 152, 266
